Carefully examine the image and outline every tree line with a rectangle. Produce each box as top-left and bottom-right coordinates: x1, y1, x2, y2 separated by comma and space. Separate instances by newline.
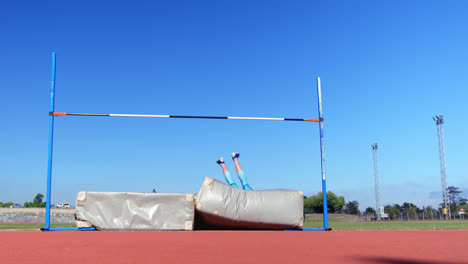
0, 193, 46, 208
3, 186, 467, 215
0, 202, 15, 208
303, 192, 362, 215
304, 186, 467, 217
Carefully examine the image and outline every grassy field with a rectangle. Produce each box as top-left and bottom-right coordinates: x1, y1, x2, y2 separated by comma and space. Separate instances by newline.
0, 223, 76, 230
304, 216, 468, 230
1, 215, 467, 230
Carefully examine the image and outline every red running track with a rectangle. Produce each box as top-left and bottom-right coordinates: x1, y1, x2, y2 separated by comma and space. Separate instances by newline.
1, 230, 467, 264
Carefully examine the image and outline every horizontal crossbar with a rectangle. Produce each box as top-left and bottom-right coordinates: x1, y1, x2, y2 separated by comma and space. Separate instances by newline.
50, 112, 322, 122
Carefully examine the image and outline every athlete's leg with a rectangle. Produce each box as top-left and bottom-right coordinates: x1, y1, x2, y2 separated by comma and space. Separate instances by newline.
216, 158, 239, 188
231, 152, 253, 190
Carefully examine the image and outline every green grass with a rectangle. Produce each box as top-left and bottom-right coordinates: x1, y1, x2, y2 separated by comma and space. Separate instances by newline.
1, 217, 467, 231
304, 217, 468, 230
0, 223, 76, 230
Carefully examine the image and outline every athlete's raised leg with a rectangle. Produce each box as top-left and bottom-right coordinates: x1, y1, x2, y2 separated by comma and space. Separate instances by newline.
231, 152, 253, 190
216, 158, 239, 188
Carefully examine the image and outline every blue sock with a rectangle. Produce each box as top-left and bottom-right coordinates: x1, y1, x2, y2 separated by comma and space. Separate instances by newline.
236, 170, 253, 190
223, 171, 239, 188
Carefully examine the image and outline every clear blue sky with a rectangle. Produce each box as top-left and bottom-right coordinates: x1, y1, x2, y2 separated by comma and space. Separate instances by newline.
1, 0, 467, 211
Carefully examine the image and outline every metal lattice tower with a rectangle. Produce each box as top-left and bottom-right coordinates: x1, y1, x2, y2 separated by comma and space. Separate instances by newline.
433, 115, 451, 219
371, 142, 381, 221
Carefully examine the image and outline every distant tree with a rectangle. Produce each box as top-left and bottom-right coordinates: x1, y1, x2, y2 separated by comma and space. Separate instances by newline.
425, 206, 436, 219
457, 204, 468, 213
401, 202, 413, 212
409, 206, 418, 219
399, 202, 420, 218
304, 192, 345, 213
388, 204, 401, 219
384, 205, 397, 219
304, 196, 316, 214
24, 193, 46, 208
363, 207, 376, 219
343, 201, 360, 215
0, 202, 4, 207
416, 206, 424, 214
34, 193, 44, 203
327, 192, 345, 213
447, 186, 466, 214
364, 207, 376, 215
152, 188, 157, 193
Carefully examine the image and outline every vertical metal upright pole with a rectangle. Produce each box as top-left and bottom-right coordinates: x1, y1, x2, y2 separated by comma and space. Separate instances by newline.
440, 121, 451, 219
434, 115, 450, 220
317, 77, 328, 230
44, 52, 56, 230
371, 143, 381, 221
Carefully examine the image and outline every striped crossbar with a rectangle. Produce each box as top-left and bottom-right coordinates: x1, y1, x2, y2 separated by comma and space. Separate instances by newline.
50, 112, 322, 122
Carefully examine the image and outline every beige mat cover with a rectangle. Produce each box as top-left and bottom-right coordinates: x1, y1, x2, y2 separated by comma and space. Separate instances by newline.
75, 191, 195, 230
195, 177, 304, 230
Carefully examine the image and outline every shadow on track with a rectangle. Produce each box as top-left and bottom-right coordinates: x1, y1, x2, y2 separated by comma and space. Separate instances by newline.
354, 256, 464, 264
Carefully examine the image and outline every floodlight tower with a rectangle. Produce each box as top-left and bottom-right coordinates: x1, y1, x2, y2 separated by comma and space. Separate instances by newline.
433, 115, 451, 219
371, 142, 381, 221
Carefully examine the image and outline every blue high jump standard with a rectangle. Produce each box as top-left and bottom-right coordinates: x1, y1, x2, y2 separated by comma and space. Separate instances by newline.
41, 52, 330, 231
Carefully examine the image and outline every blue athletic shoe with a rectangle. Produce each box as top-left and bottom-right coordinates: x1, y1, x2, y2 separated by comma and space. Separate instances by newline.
242, 184, 253, 191
231, 152, 240, 159
216, 158, 225, 164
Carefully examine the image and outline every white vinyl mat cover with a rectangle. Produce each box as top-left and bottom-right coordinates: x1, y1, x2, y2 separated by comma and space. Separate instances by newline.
76, 191, 195, 230
196, 177, 304, 229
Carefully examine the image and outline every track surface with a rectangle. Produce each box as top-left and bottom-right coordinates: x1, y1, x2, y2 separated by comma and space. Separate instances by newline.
1, 230, 467, 263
